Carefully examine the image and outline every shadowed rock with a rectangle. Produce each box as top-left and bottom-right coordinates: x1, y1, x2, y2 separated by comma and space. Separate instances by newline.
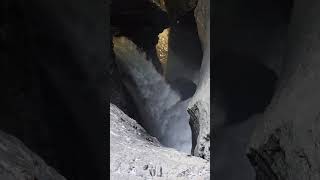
0, 130, 65, 180
187, 0, 210, 160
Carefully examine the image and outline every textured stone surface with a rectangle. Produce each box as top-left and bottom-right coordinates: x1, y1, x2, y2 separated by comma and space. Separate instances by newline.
194, 0, 209, 49
213, 0, 290, 77
0, 130, 65, 180
248, 0, 320, 179
110, 103, 210, 180
2, 1, 107, 178
187, 0, 210, 160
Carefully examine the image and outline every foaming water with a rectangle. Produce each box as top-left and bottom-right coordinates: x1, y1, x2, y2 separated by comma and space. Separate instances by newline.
113, 36, 192, 153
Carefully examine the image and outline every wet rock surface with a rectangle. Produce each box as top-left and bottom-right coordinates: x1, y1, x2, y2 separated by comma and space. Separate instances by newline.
0, 130, 65, 180
187, 0, 210, 161
110, 103, 210, 180
110, 49, 138, 118
194, 0, 209, 49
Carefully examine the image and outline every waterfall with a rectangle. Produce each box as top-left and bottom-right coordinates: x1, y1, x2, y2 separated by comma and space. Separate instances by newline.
113, 36, 192, 153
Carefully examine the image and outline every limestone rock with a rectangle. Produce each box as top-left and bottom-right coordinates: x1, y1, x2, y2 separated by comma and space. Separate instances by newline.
187, 0, 210, 161
194, 0, 209, 49
110, 103, 210, 180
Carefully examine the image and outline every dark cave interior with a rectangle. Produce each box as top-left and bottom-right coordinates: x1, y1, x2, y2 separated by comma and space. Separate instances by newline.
213, 52, 278, 126
213, 0, 294, 126
213, 0, 294, 179
1, 1, 107, 179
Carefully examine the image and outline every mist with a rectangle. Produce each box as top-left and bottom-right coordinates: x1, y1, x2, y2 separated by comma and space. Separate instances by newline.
113, 36, 192, 153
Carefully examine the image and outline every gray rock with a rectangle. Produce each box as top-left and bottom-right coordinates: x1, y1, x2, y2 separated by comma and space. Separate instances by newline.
248, 0, 320, 179
194, 0, 210, 50
110, 103, 210, 180
187, 0, 210, 161
0, 130, 66, 180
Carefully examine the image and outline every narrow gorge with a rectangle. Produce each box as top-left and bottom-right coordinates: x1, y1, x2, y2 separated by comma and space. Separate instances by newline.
110, 0, 210, 178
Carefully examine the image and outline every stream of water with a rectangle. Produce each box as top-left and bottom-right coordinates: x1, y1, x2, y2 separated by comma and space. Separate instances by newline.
113, 36, 192, 153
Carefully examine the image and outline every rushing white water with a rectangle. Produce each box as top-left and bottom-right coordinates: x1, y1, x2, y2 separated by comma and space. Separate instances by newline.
113, 36, 192, 153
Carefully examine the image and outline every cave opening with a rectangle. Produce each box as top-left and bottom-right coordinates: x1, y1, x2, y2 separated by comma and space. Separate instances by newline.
111, 0, 203, 154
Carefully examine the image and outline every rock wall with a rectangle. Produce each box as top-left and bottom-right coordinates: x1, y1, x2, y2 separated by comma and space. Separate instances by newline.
0, 130, 65, 180
213, 0, 292, 77
1, 0, 108, 179
164, 11, 203, 85
187, 0, 210, 160
248, 0, 320, 179
163, 0, 198, 20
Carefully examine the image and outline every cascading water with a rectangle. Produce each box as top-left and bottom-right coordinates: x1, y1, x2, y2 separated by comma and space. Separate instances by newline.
113, 36, 192, 153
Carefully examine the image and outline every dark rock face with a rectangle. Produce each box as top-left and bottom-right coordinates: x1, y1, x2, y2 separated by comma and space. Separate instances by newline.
212, 52, 277, 179
169, 78, 197, 101
214, 0, 320, 179
214, 114, 260, 180
212, 0, 297, 179
110, 103, 210, 180
163, 0, 198, 20
248, 0, 320, 179
248, 132, 289, 180
188, 102, 210, 159
0, 130, 65, 180
111, 0, 169, 74
0, 0, 32, 140
213, 52, 278, 125
212, 52, 278, 180
165, 11, 203, 85
1, 1, 107, 179
214, 0, 293, 76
